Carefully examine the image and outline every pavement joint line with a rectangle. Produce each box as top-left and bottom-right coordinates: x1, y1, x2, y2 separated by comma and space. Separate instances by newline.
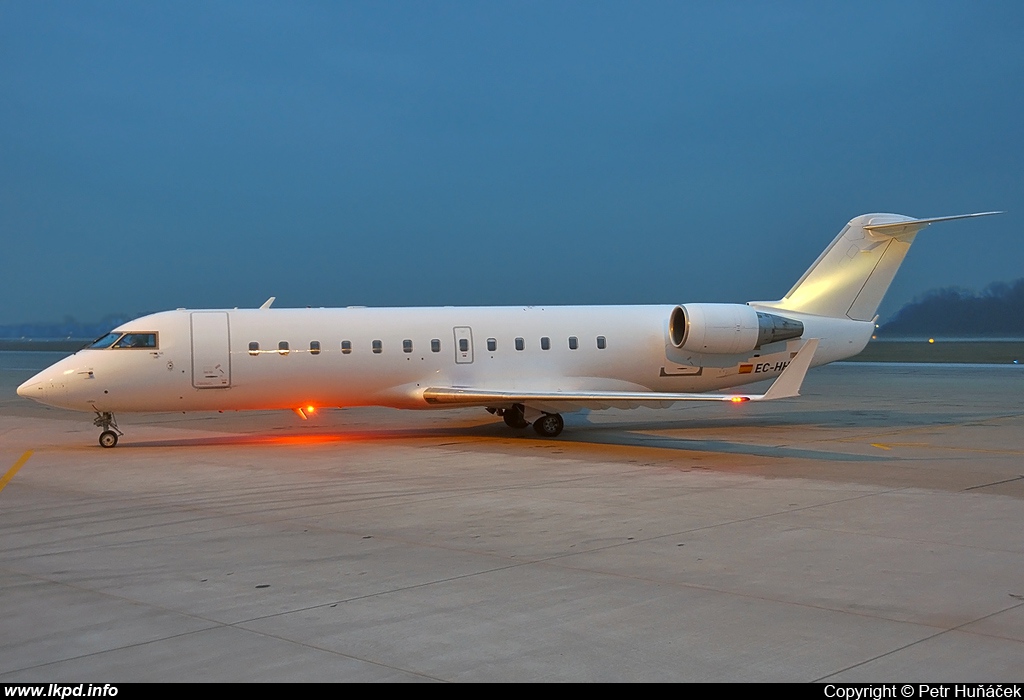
229, 485, 914, 628
0, 566, 444, 682
1, 620, 444, 682
0, 624, 221, 678
0, 450, 33, 494
0, 471, 613, 556
963, 475, 1024, 491
813, 599, 1024, 682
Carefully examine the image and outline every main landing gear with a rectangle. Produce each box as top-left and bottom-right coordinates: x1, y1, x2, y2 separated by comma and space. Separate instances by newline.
501, 405, 529, 429
531, 412, 564, 438
490, 404, 565, 438
93, 411, 123, 448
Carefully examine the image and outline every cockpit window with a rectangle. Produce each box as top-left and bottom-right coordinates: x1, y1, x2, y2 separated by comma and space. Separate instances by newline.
89, 332, 123, 349
112, 333, 158, 349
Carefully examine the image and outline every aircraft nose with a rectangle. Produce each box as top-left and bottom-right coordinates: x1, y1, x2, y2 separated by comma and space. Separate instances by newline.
16, 359, 92, 409
17, 376, 44, 399
17, 365, 57, 402
17, 379, 43, 399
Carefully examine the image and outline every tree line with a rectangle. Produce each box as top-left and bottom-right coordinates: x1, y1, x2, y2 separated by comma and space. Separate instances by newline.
881, 279, 1024, 337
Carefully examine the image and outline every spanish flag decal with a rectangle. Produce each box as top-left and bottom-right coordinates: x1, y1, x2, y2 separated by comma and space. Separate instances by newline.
738, 364, 753, 374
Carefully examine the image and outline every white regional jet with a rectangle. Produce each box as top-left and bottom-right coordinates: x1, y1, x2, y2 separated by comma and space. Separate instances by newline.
18, 212, 999, 447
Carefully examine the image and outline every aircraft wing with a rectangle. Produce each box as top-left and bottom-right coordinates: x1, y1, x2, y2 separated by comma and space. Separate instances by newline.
422, 339, 819, 411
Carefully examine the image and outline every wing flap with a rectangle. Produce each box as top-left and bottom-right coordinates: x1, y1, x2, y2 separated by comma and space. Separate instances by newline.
423, 339, 818, 408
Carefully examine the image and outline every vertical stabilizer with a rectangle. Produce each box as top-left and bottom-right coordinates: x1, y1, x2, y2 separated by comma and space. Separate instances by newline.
752, 212, 1000, 321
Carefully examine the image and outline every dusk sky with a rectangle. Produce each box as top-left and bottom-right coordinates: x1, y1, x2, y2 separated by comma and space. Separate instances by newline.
2, 2, 1021, 326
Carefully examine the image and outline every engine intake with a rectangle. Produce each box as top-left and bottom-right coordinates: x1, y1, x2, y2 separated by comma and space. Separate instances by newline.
669, 304, 803, 354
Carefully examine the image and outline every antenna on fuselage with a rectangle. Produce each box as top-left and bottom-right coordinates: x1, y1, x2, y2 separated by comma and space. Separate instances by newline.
259, 297, 276, 310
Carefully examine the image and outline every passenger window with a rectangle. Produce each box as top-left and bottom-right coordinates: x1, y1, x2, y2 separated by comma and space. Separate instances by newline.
113, 333, 157, 349
341, 340, 352, 354
541, 337, 550, 350
372, 340, 382, 354
431, 339, 441, 353
487, 338, 497, 352
248, 342, 260, 356
310, 341, 321, 355
515, 337, 525, 351
597, 336, 607, 350
403, 339, 413, 353
459, 338, 469, 352
279, 341, 289, 355
568, 336, 578, 350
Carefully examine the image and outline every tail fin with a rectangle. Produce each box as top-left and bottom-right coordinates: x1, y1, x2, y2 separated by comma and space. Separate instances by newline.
753, 212, 1001, 321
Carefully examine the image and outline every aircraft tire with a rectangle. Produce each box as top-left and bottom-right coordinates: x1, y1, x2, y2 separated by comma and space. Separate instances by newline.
99, 430, 119, 448
532, 413, 564, 438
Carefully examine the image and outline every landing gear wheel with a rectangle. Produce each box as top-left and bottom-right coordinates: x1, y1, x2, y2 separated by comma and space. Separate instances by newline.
532, 413, 564, 438
503, 405, 529, 429
93, 411, 123, 448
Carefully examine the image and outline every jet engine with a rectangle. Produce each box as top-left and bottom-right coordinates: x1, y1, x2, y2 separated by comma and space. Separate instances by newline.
668, 304, 804, 354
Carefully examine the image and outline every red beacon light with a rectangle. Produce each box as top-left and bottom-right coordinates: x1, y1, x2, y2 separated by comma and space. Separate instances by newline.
730, 396, 750, 403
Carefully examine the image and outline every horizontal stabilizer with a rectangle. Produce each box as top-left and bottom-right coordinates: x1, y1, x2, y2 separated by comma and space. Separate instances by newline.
863, 211, 1002, 233
423, 339, 819, 408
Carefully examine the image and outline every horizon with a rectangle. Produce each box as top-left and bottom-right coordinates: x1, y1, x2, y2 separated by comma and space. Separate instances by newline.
3, 274, 1023, 339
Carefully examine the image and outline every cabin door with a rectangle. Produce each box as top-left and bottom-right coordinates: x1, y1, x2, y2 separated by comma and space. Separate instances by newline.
191, 312, 232, 388
453, 326, 474, 364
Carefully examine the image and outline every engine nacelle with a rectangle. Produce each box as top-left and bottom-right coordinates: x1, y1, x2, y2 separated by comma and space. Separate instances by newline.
668, 304, 804, 354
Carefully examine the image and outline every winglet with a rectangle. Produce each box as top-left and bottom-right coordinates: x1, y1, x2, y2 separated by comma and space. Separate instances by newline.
259, 297, 276, 310
758, 338, 818, 401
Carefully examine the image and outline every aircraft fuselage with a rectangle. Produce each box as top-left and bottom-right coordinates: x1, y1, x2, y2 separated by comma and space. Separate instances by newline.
18, 304, 871, 414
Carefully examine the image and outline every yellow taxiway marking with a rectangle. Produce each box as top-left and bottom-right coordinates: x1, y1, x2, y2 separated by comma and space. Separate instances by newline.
862, 441, 1024, 456
0, 450, 33, 494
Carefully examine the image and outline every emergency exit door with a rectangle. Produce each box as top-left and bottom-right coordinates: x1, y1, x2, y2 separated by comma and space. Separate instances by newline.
453, 326, 473, 364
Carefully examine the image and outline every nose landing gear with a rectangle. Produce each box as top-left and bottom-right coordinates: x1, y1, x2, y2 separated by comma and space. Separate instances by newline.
93, 411, 123, 448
